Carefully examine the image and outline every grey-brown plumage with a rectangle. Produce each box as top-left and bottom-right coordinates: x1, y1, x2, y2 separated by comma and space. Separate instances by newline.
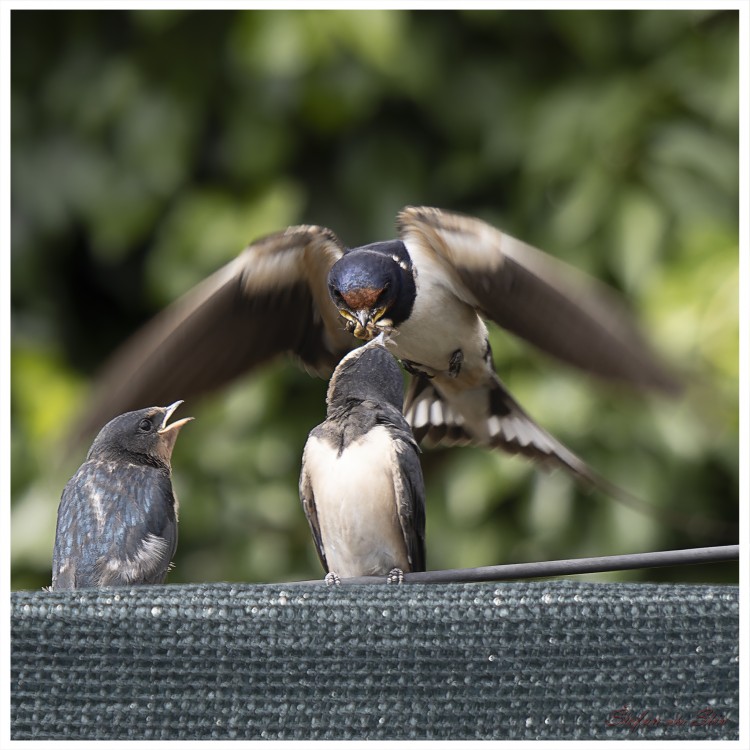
299, 337, 426, 580
75, 226, 351, 442
51, 402, 193, 590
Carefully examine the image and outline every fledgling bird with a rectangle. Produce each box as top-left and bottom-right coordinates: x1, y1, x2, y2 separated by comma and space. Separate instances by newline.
299, 337, 426, 582
51, 401, 193, 590
74, 207, 679, 494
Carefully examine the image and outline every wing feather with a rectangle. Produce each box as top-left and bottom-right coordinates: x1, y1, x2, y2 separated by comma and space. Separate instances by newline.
79, 226, 352, 440
51, 461, 178, 588
299, 438, 329, 573
397, 206, 679, 393
390, 435, 427, 573
377, 405, 427, 574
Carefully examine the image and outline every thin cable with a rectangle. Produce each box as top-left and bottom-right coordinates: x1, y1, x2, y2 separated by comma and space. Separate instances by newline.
293, 544, 739, 585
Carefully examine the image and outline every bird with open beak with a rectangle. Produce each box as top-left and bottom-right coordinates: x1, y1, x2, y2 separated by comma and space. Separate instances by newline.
51, 401, 193, 589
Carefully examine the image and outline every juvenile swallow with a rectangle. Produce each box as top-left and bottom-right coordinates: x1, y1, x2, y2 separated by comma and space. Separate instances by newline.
299, 337, 425, 581
51, 401, 192, 589
76, 207, 678, 489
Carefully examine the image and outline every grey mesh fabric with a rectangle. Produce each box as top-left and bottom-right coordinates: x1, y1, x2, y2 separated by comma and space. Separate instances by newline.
11, 581, 739, 740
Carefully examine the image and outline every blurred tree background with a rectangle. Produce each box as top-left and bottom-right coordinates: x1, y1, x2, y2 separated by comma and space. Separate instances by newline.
11, 9, 739, 590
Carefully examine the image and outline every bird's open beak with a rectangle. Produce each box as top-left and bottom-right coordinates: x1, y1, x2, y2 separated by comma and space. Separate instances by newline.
158, 400, 194, 434
155, 401, 192, 463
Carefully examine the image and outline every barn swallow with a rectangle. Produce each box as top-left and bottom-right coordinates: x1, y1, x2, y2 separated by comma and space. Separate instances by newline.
299, 337, 425, 582
76, 207, 678, 489
328, 207, 677, 486
51, 401, 192, 589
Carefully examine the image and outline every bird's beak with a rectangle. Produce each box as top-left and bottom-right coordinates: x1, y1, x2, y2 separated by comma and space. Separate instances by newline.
158, 400, 194, 434
338, 308, 372, 340
156, 401, 193, 462
339, 308, 390, 340
352, 310, 375, 340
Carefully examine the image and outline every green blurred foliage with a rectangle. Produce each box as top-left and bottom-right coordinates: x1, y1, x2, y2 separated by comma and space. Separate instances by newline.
11, 9, 739, 590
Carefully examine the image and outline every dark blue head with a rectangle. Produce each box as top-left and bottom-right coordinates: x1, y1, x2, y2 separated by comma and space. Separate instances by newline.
327, 240, 416, 340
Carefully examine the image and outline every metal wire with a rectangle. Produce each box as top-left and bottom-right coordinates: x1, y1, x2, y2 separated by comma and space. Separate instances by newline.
294, 544, 739, 585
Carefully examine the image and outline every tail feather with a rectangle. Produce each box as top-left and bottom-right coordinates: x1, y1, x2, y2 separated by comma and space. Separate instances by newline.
402, 372, 724, 536
404, 375, 471, 447
404, 373, 594, 476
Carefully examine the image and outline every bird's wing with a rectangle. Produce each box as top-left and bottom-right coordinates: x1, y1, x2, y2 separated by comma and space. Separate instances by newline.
104, 467, 179, 585
78, 225, 353, 440
94, 532, 175, 587
404, 372, 616, 492
51, 461, 178, 588
51, 480, 83, 589
299, 439, 329, 573
51, 465, 103, 589
396, 206, 679, 393
379, 408, 427, 573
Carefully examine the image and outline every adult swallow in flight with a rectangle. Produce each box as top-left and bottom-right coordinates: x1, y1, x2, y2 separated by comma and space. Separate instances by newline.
299, 336, 425, 583
51, 401, 192, 589
76, 207, 678, 490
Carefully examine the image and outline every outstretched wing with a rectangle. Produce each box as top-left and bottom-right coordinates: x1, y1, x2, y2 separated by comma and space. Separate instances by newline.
78, 225, 354, 440
397, 206, 679, 394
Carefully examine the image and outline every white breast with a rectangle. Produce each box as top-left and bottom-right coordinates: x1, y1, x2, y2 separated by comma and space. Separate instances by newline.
387, 240, 489, 380
304, 426, 409, 577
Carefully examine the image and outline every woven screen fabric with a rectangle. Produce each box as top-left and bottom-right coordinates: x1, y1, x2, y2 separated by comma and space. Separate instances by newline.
11, 581, 739, 740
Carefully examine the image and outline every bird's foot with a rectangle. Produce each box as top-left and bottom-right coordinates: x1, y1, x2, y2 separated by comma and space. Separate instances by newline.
402, 359, 435, 379
386, 568, 405, 585
324, 572, 341, 586
448, 349, 464, 378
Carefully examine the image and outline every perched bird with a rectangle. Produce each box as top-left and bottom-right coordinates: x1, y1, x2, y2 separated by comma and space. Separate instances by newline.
75, 207, 678, 491
299, 337, 425, 582
51, 401, 193, 590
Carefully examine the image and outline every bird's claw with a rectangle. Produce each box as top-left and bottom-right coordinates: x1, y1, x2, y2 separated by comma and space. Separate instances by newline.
449, 349, 464, 378
324, 572, 341, 586
386, 568, 405, 584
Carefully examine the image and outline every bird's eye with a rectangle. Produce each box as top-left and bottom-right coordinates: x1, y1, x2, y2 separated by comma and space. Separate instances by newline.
138, 418, 153, 432
329, 285, 343, 301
